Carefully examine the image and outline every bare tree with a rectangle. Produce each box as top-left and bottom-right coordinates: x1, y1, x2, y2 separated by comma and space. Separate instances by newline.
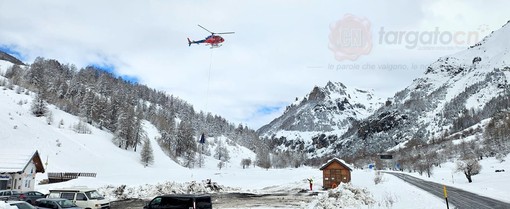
455, 159, 481, 183
217, 161, 225, 170
241, 158, 252, 169
214, 140, 230, 162
255, 143, 271, 169
73, 119, 92, 134
46, 111, 53, 125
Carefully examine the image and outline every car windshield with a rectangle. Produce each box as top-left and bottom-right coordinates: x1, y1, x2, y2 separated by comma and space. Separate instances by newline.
196, 196, 212, 209
10, 202, 34, 209
56, 199, 78, 208
162, 196, 193, 207
85, 190, 103, 200
47, 192, 60, 199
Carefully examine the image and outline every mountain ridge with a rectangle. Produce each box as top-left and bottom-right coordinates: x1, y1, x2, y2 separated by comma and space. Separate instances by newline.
0, 50, 24, 65
259, 20, 510, 159
258, 81, 383, 137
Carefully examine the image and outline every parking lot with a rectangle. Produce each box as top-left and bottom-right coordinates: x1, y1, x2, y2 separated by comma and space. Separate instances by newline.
110, 192, 318, 209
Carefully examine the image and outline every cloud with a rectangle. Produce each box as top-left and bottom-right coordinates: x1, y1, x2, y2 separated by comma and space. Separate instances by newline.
1, 0, 509, 129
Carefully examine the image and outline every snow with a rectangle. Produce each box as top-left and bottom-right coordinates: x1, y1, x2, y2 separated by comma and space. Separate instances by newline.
319, 158, 353, 171
0, 150, 36, 173
0, 202, 16, 209
1, 66, 510, 209
401, 156, 510, 203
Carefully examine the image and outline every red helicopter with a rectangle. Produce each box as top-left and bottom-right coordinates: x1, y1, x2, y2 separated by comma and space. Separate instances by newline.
187, 25, 234, 48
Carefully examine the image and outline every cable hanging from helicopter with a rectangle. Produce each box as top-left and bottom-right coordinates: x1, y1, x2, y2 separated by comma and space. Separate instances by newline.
188, 25, 235, 156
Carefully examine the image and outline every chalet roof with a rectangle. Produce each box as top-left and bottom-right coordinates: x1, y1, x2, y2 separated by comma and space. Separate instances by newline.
0, 150, 45, 174
319, 157, 353, 171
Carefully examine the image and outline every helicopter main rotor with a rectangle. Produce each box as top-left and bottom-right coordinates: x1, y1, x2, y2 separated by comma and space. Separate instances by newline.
198, 24, 235, 35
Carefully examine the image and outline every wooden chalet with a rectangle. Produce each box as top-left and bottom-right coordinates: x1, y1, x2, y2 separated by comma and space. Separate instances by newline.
319, 158, 353, 189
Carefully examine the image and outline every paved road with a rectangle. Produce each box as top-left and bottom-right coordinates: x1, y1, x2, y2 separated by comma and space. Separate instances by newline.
388, 172, 510, 209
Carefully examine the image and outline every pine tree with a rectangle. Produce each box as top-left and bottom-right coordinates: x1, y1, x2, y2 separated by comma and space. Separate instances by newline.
159, 129, 176, 158
114, 106, 134, 149
132, 108, 146, 152
176, 120, 195, 157
31, 94, 48, 117
79, 90, 95, 123
140, 138, 154, 167
176, 120, 197, 167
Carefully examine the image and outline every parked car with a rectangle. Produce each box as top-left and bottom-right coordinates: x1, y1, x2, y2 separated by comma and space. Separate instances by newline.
0, 190, 20, 201
47, 187, 110, 209
13, 191, 46, 205
5, 200, 36, 209
34, 198, 82, 209
143, 194, 212, 209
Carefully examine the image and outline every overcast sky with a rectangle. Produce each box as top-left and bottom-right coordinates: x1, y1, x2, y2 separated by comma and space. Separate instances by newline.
1, 0, 509, 129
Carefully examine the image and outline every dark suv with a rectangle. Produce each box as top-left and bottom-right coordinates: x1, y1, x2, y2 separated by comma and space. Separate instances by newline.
143, 194, 212, 209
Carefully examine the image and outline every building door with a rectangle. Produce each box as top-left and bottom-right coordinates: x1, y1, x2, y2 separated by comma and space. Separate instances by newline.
331, 169, 342, 185
325, 169, 343, 188
0, 180, 7, 190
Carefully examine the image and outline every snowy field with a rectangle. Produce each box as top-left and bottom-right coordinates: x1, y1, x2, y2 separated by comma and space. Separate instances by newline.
1, 61, 509, 209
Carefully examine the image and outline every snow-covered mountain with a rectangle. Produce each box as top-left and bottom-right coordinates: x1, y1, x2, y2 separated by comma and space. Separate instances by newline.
259, 21, 510, 159
259, 81, 382, 136
340, 21, 510, 156
257, 81, 383, 158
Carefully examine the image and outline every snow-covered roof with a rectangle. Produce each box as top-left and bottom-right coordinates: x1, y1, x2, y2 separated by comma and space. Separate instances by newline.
0, 150, 45, 174
319, 157, 353, 171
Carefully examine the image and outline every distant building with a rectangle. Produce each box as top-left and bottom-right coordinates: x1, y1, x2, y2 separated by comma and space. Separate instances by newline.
0, 150, 45, 191
319, 158, 353, 189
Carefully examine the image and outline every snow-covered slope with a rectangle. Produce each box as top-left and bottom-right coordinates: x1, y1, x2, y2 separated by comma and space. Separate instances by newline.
337, 21, 510, 156
0, 64, 257, 189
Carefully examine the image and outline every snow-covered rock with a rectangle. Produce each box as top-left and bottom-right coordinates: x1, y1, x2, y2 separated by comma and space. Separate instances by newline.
257, 81, 383, 158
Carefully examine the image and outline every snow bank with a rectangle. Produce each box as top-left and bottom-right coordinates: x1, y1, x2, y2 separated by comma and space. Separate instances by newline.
100, 179, 239, 200
305, 183, 375, 209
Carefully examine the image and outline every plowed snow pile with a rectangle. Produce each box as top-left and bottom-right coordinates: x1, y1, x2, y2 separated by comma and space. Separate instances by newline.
305, 183, 375, 209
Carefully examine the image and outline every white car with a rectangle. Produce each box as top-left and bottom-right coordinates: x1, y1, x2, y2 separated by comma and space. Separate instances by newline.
47, 187, 110, 209
2, 201, 36, 209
